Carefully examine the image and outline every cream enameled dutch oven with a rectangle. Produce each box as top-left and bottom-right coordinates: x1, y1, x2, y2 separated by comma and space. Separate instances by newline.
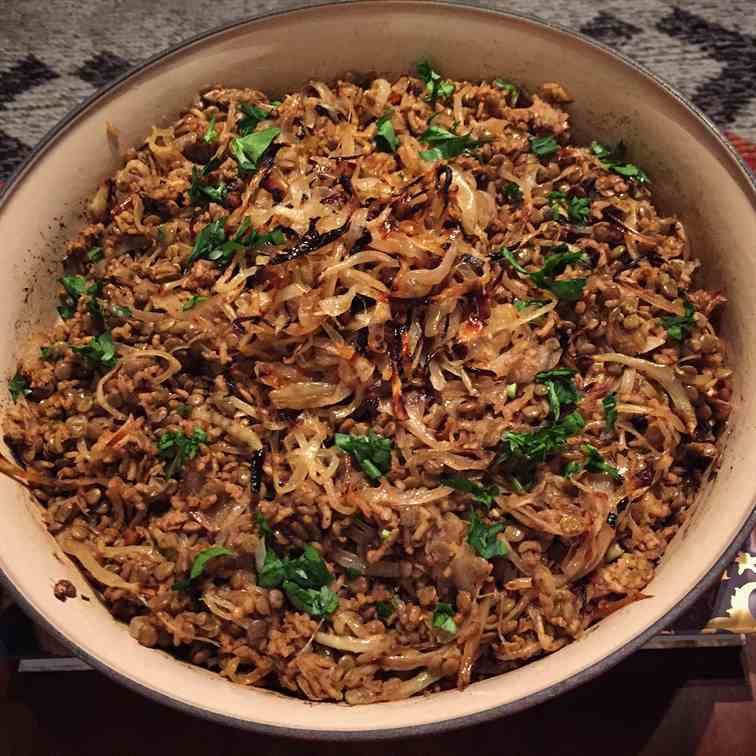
0, 1, 754, 739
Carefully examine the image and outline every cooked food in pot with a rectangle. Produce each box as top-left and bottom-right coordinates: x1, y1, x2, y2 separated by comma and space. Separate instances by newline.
1, 64, 731, 704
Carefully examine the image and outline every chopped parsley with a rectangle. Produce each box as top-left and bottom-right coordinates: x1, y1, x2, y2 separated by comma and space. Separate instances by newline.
39, 346, 55, 361
547, 191, 590, 224
530, 135, 560, 158
284, 583, 340, 616
591, 141, 649, 184
562, 460, 583, 478
660, 300, 696, 342
158, 426, 208, 478
186, 218, 227, 267
182, 295, 208, 311
230, 126, 280, 172
514, 298, 548, 311
418, 125, 488, 162
504, 182, 523, 203
255, 511, 274, 541
258, 542, 339, 617
71, 331, 118, 371
237, 103, 273, 136
498, 410, 585, 488
203, 114, 218, 144
535, 367, 578, 421
376, 599, 398, 620
57, 276, 101, 320
375, 110, 399, 153
603, 392, 618, 433
172, 546, 236, 591
86, 247, 103, 263
110, 304, 132, 318
563, 444, 622, 480
529, 246, 589, 301
493, 245, 527, 274
334, 430, 392, 482
497, 243, 589, 302
583, 444, 623, 480
189, 165, 228, 205
467, 510, 507, 560
416, 60, 454, 103
432, 602, 457, 634
8, 374, 30, 402
493, 79, 519, 105
441, 476, 499, 507
187, 217, 286, 269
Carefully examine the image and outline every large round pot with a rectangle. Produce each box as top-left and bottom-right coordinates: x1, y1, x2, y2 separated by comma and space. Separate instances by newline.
0, 0, 754, 739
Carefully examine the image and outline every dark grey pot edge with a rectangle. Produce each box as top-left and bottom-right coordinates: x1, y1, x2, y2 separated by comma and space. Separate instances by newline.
1, 0, 755, 741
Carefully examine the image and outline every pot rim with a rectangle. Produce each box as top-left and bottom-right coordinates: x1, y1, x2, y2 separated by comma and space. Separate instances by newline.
1, 0, 754, 740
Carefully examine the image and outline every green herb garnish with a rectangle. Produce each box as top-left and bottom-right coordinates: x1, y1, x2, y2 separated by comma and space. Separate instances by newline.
493, 79, 519, 105
283, 583, 340, 616
494, 246, 527, 274
467, 509, 507, 560
441, 476, 499, 507
158, 426, 208, 478
375, 110, 399, 153
660, 300, 695, 343
530, 135, 560, 158
416, 61, 454, 104
187, 217, 284, 269
418, 125, 487, 162
57, 275, 101, 319
237, 103, 273, 136
86, 247, 103, 263
186, 218, 227, 267
182, 295, 208, 311
189, 165, 228, 205
497, 244, 589, 302
110, 304, 132, 318
39, 346, 55, 361
603, 392, 618, 433
547, 191, 590, 224
376, 600, 397, 620
172, 546, 236, 591
582, 444, 623, 480
504, 182, 522, 203
203, 114, 218, 144
563, 444, 622, 480
71, 331, 118, 370
432, 602, 457, 634
591, 141, 649, 184
513, 298, 548, 311
334, 430, 392, 482
529, 246, 589, 301
535, 367, 578, 421
562, 460, 583, 478
230, 126, 280, 172
501, 410, 585, 465
8, 374, 30, 402
259, 545, 286, 589
258, 542, 339, 618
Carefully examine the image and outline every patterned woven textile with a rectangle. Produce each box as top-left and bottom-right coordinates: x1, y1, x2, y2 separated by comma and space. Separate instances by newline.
0, 0, 755, 180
